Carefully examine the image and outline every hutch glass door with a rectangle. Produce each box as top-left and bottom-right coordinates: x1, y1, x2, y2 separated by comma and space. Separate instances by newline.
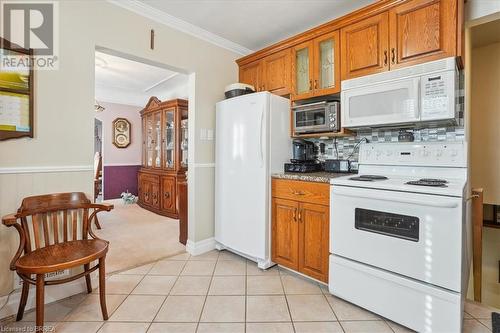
153, 111, 161, 167
180, 113, 188, 168
145, 114, 154, 167
164, 108, 175, 169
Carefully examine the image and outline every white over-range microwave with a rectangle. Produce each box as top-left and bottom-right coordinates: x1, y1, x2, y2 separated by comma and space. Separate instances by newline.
341, 57, 458, 129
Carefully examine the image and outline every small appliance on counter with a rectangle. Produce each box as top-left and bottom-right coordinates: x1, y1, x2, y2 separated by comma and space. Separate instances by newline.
284, 161, 322, 173
324, 159, 351, 173
291, 139, 315, 162
285, 139, 322, 173
224, 83, 255, 99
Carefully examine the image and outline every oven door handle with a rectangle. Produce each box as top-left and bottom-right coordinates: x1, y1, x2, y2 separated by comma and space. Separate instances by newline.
333, 187, 460, 208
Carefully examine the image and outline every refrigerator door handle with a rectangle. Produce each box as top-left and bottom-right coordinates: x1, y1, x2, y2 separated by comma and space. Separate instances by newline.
259, 107, 264, 168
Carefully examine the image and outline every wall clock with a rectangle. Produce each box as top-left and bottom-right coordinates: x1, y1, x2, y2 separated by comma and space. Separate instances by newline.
112, 118, 131, 148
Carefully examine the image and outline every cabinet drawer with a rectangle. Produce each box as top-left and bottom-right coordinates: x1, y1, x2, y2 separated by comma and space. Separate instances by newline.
139, 173, 159, 184
272, 179, 329, 205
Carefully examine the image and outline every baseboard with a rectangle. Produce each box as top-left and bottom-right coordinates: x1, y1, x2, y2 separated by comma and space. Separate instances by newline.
0, 273, 99, 320
186, 237, 216, 256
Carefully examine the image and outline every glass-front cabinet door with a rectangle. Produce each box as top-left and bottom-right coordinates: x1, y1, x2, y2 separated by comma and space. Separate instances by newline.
153, 111, 161, 167
313, 30, 340, 96
163, 108, 175, 169
292, 41, 314, 100
145, 114, 155, 167
180, 108, 188, 169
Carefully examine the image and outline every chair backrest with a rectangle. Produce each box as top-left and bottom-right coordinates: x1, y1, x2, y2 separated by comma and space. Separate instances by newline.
15, 192, 93, 253
94, 152, 102, 180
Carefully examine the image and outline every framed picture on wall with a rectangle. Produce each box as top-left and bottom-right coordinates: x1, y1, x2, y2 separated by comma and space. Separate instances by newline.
112, 117, 131, 148
0, 37, 34, 141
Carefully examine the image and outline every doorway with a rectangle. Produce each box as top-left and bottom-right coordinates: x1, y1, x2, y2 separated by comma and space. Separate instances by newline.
93, 48, 190, 273
468, 17, 500, 309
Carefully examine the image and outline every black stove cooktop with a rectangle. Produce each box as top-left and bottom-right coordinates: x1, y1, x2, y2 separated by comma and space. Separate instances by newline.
349, 175, 389, 182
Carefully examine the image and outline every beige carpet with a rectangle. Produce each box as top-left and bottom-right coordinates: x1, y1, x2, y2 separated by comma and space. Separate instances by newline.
93, 199, 185, 274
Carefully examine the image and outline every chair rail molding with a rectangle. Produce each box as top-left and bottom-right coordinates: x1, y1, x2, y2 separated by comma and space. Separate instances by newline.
0, 165, 93, 174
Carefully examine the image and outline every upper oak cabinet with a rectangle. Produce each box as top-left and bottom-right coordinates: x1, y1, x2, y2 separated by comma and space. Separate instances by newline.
239, 49, 291, 96
341, 12, 390, 80
239, 61, 262, 91
389, 0, 457, 69
261, 49, 291, 95
292, 31, 340, 100
238, 0, 463, 94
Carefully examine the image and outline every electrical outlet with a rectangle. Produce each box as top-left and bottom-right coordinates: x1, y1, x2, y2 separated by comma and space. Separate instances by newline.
13, 269, 70, 289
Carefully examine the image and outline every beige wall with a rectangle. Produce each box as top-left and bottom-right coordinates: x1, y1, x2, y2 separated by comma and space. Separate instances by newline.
470, 42, 500, 205
470, 42, 500, 308
0, 0, 239, 297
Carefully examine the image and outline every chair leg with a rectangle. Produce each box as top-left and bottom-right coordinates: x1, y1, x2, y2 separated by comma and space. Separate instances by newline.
35, 274, 45, 329
84, 264, 92, 293
16, 281, 29, 321
98, 257, 108, 320
94, 214, 102, 230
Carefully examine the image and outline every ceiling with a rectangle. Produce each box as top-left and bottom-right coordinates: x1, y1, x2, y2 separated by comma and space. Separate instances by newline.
138, 0, 377, 51
95, 51, 188, 107
471, 18, 500, 48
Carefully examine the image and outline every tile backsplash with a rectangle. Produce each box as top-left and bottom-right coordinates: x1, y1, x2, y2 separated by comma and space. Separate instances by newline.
312, 126, 465, 162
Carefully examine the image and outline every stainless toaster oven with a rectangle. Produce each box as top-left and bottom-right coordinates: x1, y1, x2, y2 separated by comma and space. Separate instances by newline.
292, 101, 340, 134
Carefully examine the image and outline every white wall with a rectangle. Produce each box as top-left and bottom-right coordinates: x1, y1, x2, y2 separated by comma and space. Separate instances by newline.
466, 0, 500, 22
0, 0, 238, 304
94, 102, 142, 166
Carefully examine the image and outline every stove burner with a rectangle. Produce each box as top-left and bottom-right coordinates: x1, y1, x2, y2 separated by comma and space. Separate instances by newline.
406, 179, 448, 187
349, 175, 389, 182
418, 178, 448, 183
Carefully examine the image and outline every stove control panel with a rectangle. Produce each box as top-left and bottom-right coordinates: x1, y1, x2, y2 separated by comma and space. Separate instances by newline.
359, 141, 466, 167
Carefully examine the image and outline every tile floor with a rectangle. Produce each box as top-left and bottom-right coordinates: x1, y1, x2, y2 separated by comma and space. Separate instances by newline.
0, 250, 497, 333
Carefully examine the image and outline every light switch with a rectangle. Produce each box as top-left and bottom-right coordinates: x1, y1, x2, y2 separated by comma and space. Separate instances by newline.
207, 129, 214, 140
200, 128, 207, 140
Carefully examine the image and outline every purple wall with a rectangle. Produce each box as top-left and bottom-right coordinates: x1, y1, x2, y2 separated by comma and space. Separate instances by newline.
103, 165, 141, 200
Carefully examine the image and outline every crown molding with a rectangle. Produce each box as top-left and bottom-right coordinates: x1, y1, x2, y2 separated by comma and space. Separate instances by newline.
107, 0, 253, 56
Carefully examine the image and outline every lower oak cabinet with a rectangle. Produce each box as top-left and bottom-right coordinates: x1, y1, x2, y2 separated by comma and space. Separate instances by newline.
271, 178, 330, 282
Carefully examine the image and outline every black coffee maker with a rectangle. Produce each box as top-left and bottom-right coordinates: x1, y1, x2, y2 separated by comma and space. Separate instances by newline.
285, 140, 322, 173
292, 139, 315, 162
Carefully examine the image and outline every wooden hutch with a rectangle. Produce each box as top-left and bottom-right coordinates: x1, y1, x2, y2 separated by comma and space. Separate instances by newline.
138, 98, 188, 219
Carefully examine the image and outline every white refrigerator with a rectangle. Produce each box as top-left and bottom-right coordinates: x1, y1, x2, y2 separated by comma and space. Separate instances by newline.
215, 92, 291, 269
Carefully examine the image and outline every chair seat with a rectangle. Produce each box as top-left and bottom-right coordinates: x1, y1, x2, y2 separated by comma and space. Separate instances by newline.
16, 239, 108, 274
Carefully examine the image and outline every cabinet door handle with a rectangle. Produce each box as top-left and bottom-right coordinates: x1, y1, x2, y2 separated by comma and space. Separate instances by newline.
314, 80, 318, 89
293, 208, 297, 222
298, 209, 302, 223
384, 50, 388, 66
292, 191, 305, 196
309, 80, 312, 91
391, 48, 396, 64
164, 192, 170, 198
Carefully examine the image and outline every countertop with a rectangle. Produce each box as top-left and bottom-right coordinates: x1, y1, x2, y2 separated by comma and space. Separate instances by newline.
271, 171, 356, 183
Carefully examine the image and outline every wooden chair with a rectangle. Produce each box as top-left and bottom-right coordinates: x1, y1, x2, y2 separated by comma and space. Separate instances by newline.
1, 192, 113, 329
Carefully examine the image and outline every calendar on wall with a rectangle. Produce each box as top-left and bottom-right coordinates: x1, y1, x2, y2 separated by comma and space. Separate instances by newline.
0, 38, 34, 140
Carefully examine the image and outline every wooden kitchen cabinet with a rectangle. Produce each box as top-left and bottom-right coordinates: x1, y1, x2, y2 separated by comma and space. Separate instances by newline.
272, 198, 300, 270
341, 12, 389, 80
239, 60, 262, 91
138, 98, 188, 219
240, 50, 292, 96
389, 0, 457, 69
298, 202, 329, 282
261, 49, 291, 95
271, 179, 330, 282
239, 1, 463, 86
291, 41, 314, 100
291, 31, 340, 100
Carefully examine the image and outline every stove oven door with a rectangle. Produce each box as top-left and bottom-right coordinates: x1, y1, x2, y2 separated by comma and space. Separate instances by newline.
331, 185, 463, 292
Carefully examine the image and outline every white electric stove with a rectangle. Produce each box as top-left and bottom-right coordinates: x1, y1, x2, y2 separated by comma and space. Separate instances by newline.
329, 141, 468, 333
